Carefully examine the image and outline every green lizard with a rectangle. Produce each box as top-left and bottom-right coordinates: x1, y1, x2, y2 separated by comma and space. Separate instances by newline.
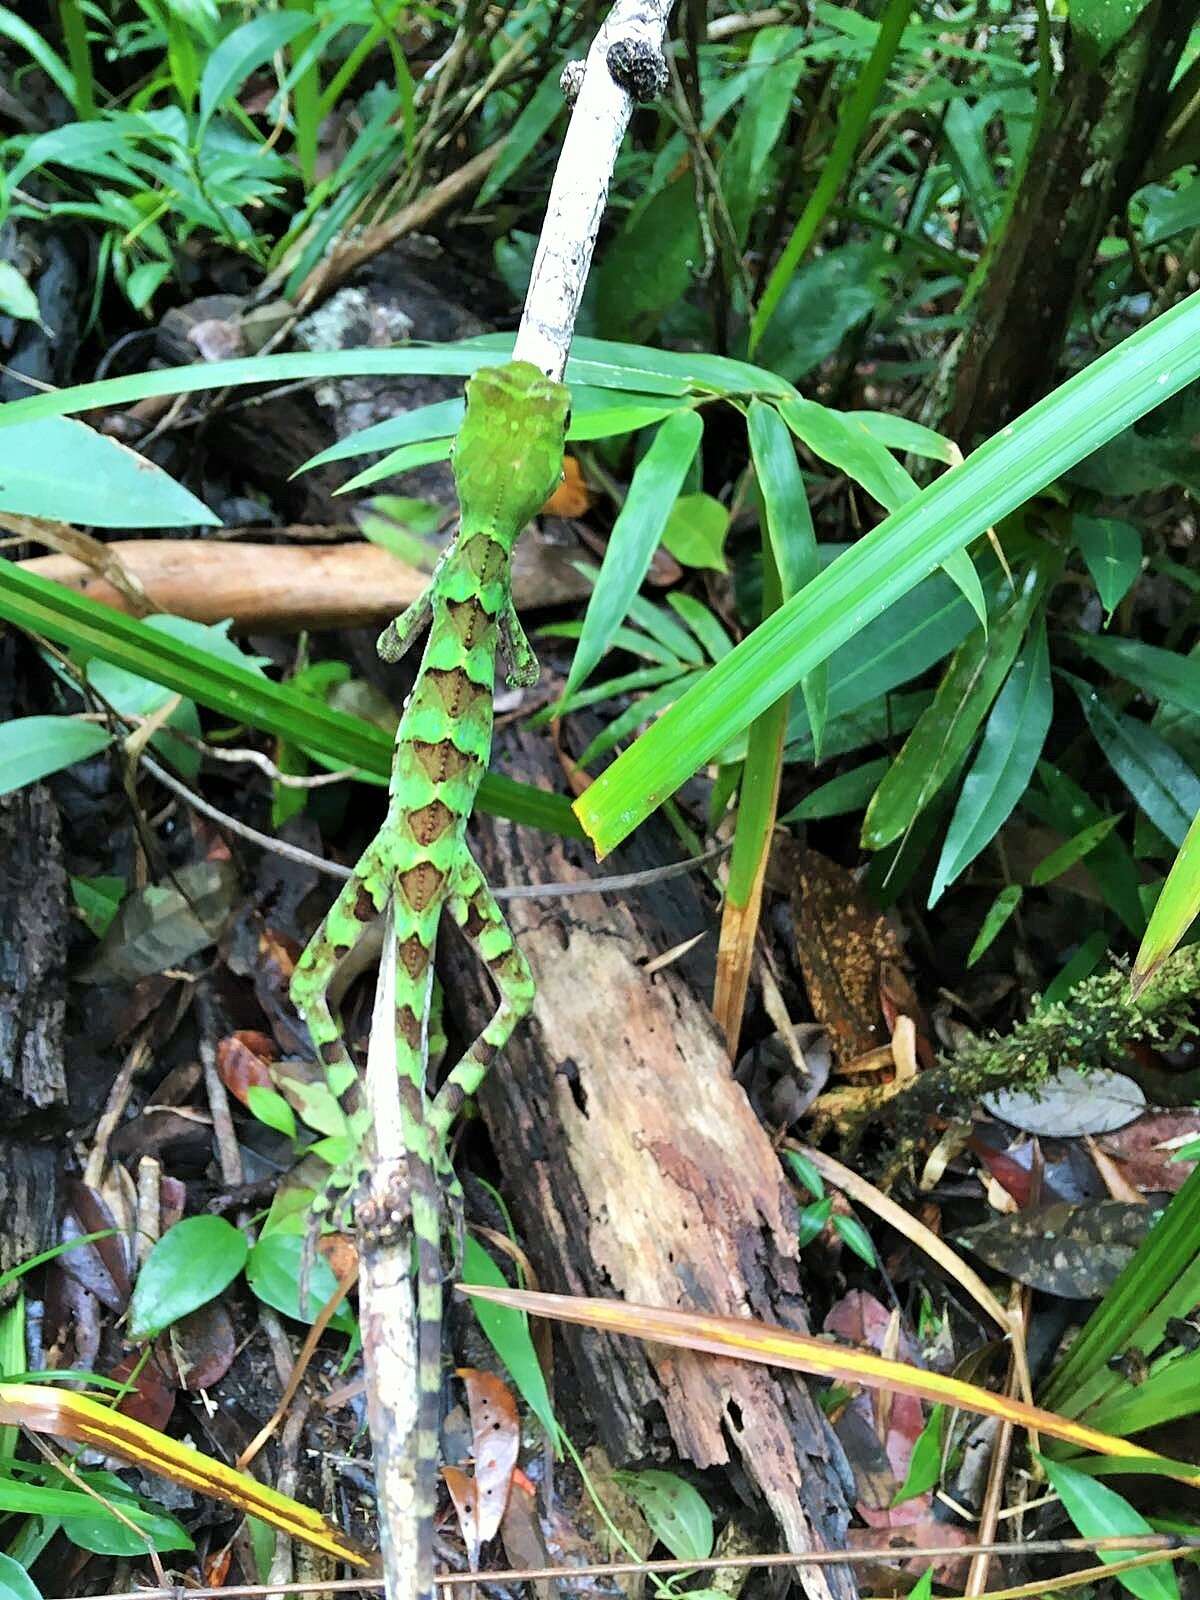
289, 359, 570, 1597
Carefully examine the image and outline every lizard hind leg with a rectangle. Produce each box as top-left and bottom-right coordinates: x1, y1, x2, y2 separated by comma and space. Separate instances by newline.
428, 851, 535, 1148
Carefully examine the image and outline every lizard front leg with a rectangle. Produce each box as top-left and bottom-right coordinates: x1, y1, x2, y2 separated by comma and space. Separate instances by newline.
428, 851, 535, 1147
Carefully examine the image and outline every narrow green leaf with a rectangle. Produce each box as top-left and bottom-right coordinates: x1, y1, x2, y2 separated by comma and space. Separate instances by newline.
1069, 0, 1156, 65
967, 885, 1022, 965
748, 400, 824, 750
1039, 1456, 1179, 1600
863, 568, 1043, 851
1070, 678, 1200, 846
128, 1217, 248, 1340
665, 593, 733, 660
0, 716, 112, 796
246, 1086, 297, 1141
341, 438, 453, 494
69, 874, 126, 938
930, 625, 1052, 904
477, 64, 564, 204
778, 395, 916, 513
1133, 809, 1200, 995
893, 1406, 946, 1504
797, 1196, 834, 1246
779, 758, 890, 824
198, 12, 311, 128
1074, 635, 1200, 718
783, 1150, 825, 1201
298, 398, 465, 471
845, 411, 957, 465
1031, 814, 1124, 886
563, 410, 703, 699
1074, 516, 1142, 616
462, 1235, 558, 1444
0, 563, 583, 838
939, 545, 989, 633
0, 263, 44, 328
575, 288, 1200, 855
832, 1214, 877, 1266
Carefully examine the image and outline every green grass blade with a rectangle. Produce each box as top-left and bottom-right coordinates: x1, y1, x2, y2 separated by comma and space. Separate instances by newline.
574, 288, 1200, 856
562, 410, 702, 701
1069, 677, 1200, 847
928, 623, 1053, 904
1132, 808, 1200, 996
0, 562, 581, 838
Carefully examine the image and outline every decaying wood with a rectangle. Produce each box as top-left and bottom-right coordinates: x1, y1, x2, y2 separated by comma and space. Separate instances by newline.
0, 782, 69, 1115
443, 724, 857, 1600
20, 534, 596, 632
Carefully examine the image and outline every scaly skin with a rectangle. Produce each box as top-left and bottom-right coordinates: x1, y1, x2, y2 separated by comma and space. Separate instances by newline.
289, 360, 569, 1599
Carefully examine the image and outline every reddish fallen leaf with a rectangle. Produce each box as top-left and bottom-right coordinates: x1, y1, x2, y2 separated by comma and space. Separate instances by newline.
60, 1183, 130, 1312
825, 1293, 925, 1524
457, 1369, 520, 1544
108, 1351, 175, 1433
165, 1301, 238, 1392
1096, 1111, 1200, 1194
443, 1464, 482, 1567
203, 1545, 234, 1588
969, 1139, 1034, 1207
846, 1516, 973, 1584
160, 1176, 187, 1233
217, 1031, 279, 1107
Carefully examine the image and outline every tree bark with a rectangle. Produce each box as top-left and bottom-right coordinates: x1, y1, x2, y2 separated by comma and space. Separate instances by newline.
932, 1, 1196, 445
443, 723, 858, 1600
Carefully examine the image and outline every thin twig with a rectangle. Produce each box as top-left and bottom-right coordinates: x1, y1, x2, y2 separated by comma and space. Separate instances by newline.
138, 749, 728, 897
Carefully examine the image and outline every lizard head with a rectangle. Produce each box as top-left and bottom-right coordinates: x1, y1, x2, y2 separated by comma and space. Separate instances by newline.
453, 360, 571, 545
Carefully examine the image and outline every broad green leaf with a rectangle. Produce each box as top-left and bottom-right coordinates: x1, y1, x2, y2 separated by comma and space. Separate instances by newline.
754, 246, 887, 383
779, 758, 890, 823
61, 1470, 192, 1556
967, 884, 1022, 965
245, 1234, 356, 1333
246, 1086, 297, 1141
661, 493, 730, 572
749, 400, 824, 749
1068, 0, 1156, 65
783, 1150, 825, 1200
0, 418, 218, 527
69, 874, 126, 938
1031, 814, 1124, 886
1141, 180, 1200, 247
1074, 516, 1141, 616
562, 410, 703, 699
1039, 1455, 1179, 1600
1133, 808, 1200, 995
0, 716, 112, 797
832, 1214, 877, 1266
929, 625, 1053, 904
1030, 762, 1146, 936
462, 1235, 557, 1444
863, 568, 1043, 851
594, 177, 702, 340
575, 288, 1200, 855
1074, 634, 1200, 718
129, 1217, 248, 1339
198, 12, 311, 128
616, 1470, 713, 1561
1070, 678, 1200, 846
0, 1550, 43, 1600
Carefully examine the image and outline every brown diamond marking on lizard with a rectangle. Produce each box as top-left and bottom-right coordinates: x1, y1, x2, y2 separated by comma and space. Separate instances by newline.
426, 666, 489, 720
398, 935, 431, 981
399, 862, 447, 913
409, 799, 456, 847
461, 534, 507, 584
410, 738, 474, 786
461, 895, 490, 939
396, 1004, 422, 1051
445, 597, 494, 652
354, 884, 378, 922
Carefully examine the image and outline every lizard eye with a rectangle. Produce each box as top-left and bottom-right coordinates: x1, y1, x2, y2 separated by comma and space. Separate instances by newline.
563, 408, 572, 433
